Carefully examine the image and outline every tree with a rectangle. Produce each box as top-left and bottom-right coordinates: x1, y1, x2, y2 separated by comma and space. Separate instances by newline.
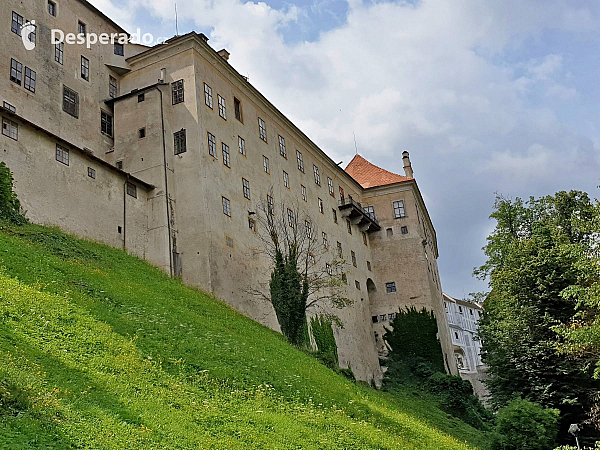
476, 191, 600, 441
0, 162, 26, 224
251, 189, 351, 347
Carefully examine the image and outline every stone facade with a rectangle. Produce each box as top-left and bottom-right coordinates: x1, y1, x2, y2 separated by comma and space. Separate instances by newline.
1, 0, 457, 384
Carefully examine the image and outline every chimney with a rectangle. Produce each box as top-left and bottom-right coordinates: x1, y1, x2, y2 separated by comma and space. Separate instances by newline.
402, 151, 413, 178
159, 68, 166, 84
217, 49, 230, 62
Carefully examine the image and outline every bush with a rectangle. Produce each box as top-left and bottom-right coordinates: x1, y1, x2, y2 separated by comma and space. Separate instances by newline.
0, 162, 26, 225
491, 398, 559, 450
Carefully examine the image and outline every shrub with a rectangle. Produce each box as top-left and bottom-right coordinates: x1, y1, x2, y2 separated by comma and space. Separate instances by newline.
0, 162, 26, 224
491, 398, 559, 450
310, 315, 338, 369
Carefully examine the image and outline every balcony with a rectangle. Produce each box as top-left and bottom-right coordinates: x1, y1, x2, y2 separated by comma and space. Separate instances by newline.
338, 197, 381, 232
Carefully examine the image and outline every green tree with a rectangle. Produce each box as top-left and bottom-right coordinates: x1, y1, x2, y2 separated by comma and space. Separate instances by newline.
491, 398, 559, 450
0, 162, 26, 224
476, 191, 600, 441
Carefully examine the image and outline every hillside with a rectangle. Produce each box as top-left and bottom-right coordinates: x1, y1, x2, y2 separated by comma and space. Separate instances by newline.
0, 224, 487, 449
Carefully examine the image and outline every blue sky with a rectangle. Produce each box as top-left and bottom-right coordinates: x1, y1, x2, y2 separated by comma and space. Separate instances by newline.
91, 0, 600, 298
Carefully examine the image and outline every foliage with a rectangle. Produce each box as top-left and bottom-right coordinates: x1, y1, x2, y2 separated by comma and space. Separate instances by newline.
384, 307, 445, 373
490, 399, 559, 450
382, 308, 492, 430
0, 223, 489, 449
0, 162, 26, 225
310, 315, 339, 368
256, 190, 351, 347
476, 191, 600, 442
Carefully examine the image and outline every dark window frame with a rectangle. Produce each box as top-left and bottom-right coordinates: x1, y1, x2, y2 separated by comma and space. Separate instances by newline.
100, 110, 113, 137
56, 144, 69, 165
24, 67, 36, 93
172, 79, 184, 105
174, 129, 187, 155
2, 117, 18, 140
10, 59, 22, 86
62, 85, 79, 118
81, 56, 90, 81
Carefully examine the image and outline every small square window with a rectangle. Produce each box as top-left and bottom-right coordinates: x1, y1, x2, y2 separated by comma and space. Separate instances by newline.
138, 93, 145, 102
116, 161, 123, 170
126, 182, 137, 198
56, 144, 69, 165
3, 102, 16, 113
380, 314, 386, 322
87, 167, 96, 179
372, 315, 379, 324
172, 79, 184, 105
174, 129, 186, 155
2, 117, 18, 140
114, 43, 124, 56
222, 196, 231, 217
385, 282, 397, 293
401, 226, 408, 234
138, 128, 146, 139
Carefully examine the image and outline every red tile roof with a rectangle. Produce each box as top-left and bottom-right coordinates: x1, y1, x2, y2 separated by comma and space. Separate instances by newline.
344, 154, 412, 189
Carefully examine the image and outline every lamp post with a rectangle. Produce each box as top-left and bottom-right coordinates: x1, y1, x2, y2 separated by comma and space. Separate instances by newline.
568, 424, 580, 450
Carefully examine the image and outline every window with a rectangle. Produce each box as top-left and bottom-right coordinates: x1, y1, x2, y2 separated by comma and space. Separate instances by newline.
109, 76, 118, 98
226, 236, 234, 248
372, 316, 379, 324
267, 194, 274, 215
172, 79, 184, 104
385, 282, 397, 293
351, 251, 357, 267
328, 178, 334, 196
2, 118, 18, 140
78, 21, 86, 35
346, 219, 352, 234
283, 171, 289, 188
262, 155, 270, 174
56, 145, 69, 165
234, 97, 242, 122
238, 136, 245, 156
174, 129, 186, 155
48, 1, 56, 16
203, 83, 212, 108
11, 12, 23, 36
248, 218, 256, 232
217, 94, 226, 119
312, 165, 321, 186
337, 241, 343, 258
242, 178, 250, 200
362, 232, 368, 246
116, 161, 123, 170
126, 182, 137, 198
101, 110, 113, 137
318, 198, 324, 214
389, 312, 396, 321
355, 280, 361, 290
87, 167, 96, 179
138, 128, 146, 139
296, 150, 304, 172
55, 42, 64, 64
222, 196, 231, 217
393, 200, 406, 218
332, 208, 338, 224
401, 226, 408, 235
386, 227, 393, 237
207, 132, 216, 157
380, 314, 386, 322
339, 186, 345, 202
258, 117, 267, 142
222, 142, 230, 168
81, 56, 89, 81
287, 208, 295, 228
305, 220, 313, 239
364, 206, 375, 220
10, 59, 22, 85
341, 273, 347, 283
322, 232, 328, 248
27, 24, 36, 45
137, 93, 145, 103
308, 254, 316, 266
114, 43, 124, 56
367, 261, 372, 271
326, 263, 332, 275
3, 102, 16, 113
301, 185, 307, 202
278, 135, 286, 158
24, 67, 35, 93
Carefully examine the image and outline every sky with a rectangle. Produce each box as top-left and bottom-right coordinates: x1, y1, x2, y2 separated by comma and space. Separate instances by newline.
89, 0, 600, 298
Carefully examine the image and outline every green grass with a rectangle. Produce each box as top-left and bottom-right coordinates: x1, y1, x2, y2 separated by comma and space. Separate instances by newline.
0, 223, 488, 449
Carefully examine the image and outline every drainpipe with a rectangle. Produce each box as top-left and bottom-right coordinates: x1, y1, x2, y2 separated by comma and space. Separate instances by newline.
123, 175, 129, 250
154, 84, 174, 277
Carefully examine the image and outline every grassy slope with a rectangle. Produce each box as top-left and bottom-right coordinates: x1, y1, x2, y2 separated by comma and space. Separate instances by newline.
0, 224, 487, 449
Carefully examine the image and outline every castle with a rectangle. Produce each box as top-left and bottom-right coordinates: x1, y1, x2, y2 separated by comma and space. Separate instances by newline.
1, 0, 457, 383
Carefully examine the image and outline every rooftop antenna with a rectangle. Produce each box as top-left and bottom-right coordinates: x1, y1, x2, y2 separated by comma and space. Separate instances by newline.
353, 131, 358, 155
175, 3, 179, 36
